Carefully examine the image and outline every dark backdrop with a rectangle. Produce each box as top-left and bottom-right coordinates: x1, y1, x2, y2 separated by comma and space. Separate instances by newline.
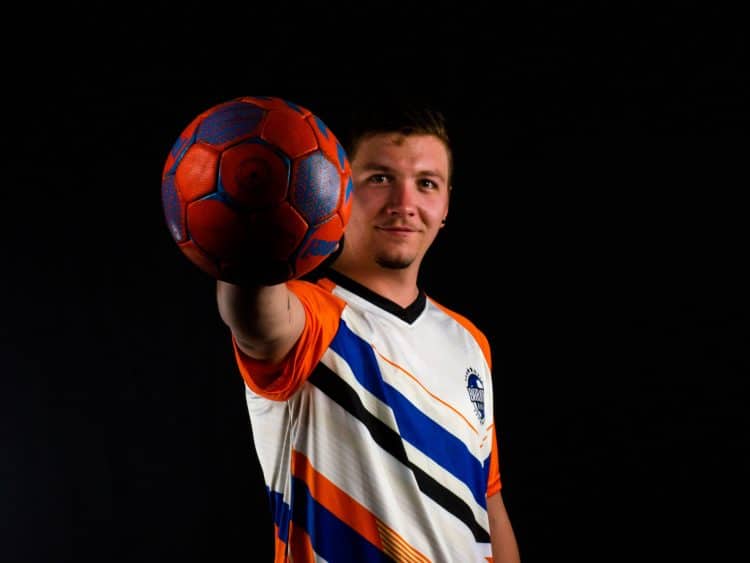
6, 5, 748, 563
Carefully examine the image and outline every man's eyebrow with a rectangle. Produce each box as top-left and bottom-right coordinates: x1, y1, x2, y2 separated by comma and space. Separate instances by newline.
418, 169, 446, 181
358, 161, 394, 172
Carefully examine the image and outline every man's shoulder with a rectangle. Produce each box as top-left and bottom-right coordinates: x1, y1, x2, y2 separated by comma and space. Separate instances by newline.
427, 296, 484, 335
288, 277, 347, 313
427, 295, 493, 367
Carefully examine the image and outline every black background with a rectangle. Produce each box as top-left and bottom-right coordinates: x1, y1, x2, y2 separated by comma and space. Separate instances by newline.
5, 4, 748, 562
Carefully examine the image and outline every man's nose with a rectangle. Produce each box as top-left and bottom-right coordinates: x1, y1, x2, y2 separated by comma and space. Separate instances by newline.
386, 180, 417, 215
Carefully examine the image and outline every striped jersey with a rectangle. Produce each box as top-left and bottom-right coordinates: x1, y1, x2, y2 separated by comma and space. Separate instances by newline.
232, 270, 502, 562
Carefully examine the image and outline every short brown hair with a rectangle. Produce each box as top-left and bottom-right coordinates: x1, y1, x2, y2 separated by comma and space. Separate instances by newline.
341, 100, 453, 184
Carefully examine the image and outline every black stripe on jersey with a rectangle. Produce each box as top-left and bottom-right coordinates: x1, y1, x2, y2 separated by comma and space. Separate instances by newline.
308, 364, 491, 544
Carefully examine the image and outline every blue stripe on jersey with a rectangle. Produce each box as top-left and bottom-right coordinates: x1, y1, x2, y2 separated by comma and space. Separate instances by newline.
309, 364, 491, 543
387, 391, 487, 510
330, 321, 487, 510
329, 321, 389, 403
268, 488, 291, 542
291, 476, 395, 563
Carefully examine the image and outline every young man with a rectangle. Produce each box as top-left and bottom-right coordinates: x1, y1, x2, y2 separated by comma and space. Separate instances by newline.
216, 103, 521, 562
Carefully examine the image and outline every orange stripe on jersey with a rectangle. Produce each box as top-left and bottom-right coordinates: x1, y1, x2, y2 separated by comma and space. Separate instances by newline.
487, 427, 502, 496
233, 279, 346, 401
273, 524, 288, 563
375, 520, 431, 563
372, 344, 479, 435
479, 429, 490, 450
316, 277, 336, 293
427, 297, 493, 370
288, 521, 316, 563
291, 451, 430, 563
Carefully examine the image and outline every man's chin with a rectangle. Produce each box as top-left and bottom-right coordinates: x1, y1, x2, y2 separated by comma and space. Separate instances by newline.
376, 256, 413, 270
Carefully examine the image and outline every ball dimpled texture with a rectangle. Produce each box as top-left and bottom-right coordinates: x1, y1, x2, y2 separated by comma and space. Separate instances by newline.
161, 96, 353, 285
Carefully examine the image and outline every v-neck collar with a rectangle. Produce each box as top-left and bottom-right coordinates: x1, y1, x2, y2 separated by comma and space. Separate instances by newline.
324, 268, 426, 324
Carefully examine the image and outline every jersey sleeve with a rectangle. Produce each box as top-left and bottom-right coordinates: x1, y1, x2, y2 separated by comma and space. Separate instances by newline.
232, 279, 346, 401
486, 426, 503, 496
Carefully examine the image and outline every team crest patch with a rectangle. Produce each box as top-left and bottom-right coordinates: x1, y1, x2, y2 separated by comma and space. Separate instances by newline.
465, 368, 485, 424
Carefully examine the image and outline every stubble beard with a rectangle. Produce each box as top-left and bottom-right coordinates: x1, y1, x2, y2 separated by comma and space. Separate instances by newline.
375, 257, 413, 270
375, 248, 415, 270
371, 230, 419, 270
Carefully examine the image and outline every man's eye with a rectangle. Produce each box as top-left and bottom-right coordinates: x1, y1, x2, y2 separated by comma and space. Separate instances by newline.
369, 174, 388, 184
419, 179, 438, 189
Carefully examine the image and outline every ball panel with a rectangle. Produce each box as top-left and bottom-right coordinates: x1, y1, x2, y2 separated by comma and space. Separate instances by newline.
162, 96, 353, 286
175, 143, 220, 202
196, 101, 265, 148
247, 202, 308, 260
161, 173, 186, 242
339, 176, 354, 225
163, 115, 202, 179
290, 152, 341, 223
294, 214, 345, 277
279, 99, 312, 117
261, 109, 318, 158
186, 198, 251, 260
178, 239, 220, 279
307, 115, 349, 173
220, 141, 289, 208
213, 203, 308, 285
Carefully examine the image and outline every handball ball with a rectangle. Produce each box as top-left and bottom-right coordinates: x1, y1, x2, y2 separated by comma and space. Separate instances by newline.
161, 96, 353, 285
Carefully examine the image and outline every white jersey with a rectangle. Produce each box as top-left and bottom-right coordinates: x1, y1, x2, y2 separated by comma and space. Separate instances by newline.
233, 270, 502, 562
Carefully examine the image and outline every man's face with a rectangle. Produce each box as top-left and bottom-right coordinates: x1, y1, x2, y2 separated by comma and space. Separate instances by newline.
345, 133, 451, 271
